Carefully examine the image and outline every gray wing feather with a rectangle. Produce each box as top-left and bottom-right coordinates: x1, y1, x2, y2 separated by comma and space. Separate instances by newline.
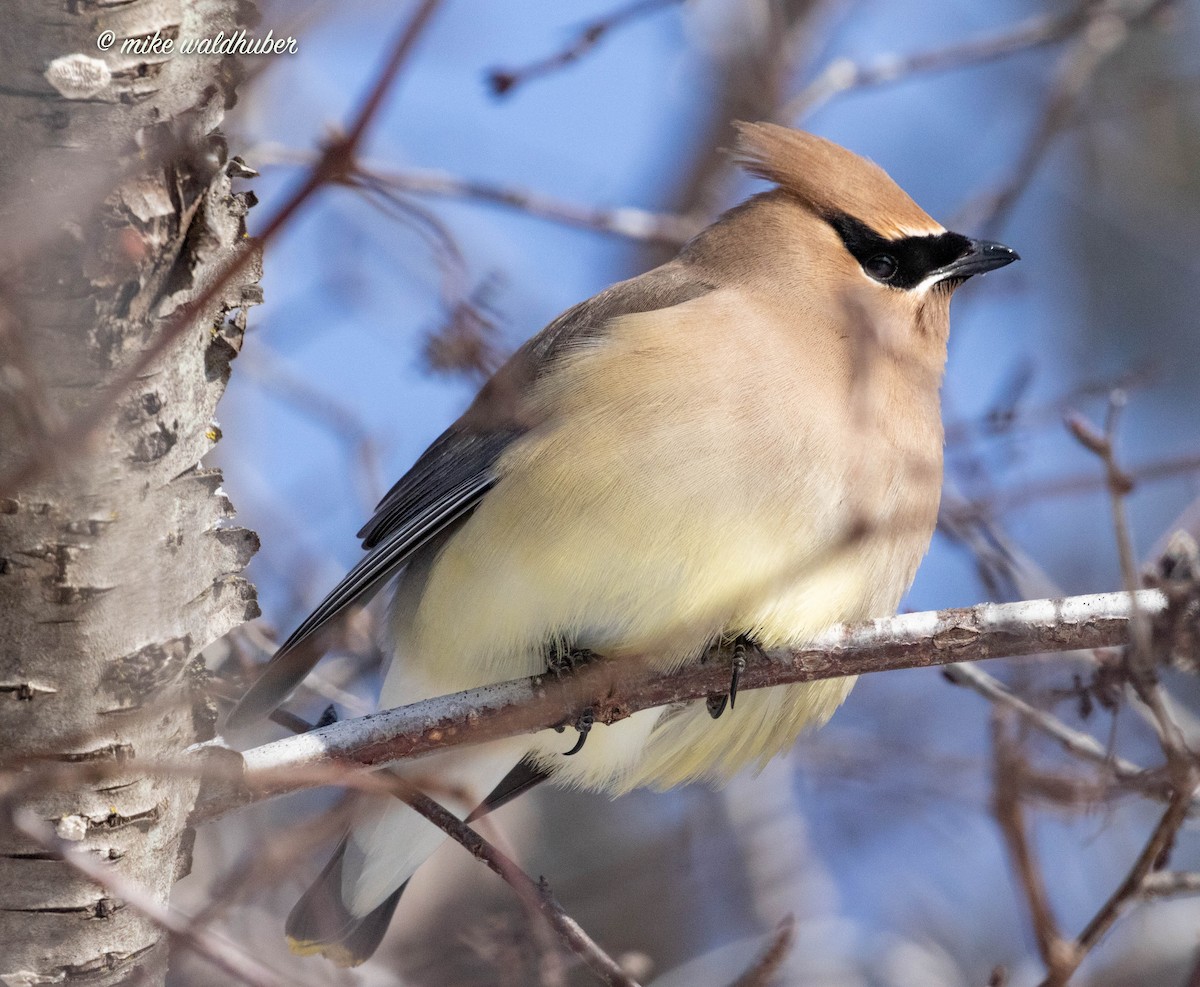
225, 446, 506, 729
357, 431, 518, 549
286, 473, 496, 650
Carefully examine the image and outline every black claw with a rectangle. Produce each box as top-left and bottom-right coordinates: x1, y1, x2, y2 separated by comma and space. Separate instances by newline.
730, 640, 748, 711
563, 707, 594, 756
710, 635, 757, 716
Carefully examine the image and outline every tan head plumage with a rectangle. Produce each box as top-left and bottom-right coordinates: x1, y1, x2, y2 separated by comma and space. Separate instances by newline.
733, 122, 943, 239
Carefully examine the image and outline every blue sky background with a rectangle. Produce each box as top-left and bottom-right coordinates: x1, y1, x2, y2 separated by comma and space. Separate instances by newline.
202, 1, 1200, 983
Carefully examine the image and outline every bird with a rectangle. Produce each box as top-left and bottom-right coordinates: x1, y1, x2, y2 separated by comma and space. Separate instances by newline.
227, 122, 1018, 966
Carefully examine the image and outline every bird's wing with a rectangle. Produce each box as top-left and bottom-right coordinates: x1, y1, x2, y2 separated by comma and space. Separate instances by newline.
225, 429, 513, 729
226, 261, 715, 729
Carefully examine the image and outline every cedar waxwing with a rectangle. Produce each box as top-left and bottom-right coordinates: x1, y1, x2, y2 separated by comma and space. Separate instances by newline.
229, 122, 1017, 965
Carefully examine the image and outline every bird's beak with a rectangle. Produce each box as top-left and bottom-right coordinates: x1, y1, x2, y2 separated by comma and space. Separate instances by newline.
934, 238, 1019, 280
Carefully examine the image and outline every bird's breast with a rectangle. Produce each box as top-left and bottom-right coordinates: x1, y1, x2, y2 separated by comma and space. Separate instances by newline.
401, 289, 942, 687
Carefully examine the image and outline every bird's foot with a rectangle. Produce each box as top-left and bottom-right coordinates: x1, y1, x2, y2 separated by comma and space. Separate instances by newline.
706, 634, 762, 719
545, 642, 601, 678
554, 706, 595, 756
545, 641, 601, 753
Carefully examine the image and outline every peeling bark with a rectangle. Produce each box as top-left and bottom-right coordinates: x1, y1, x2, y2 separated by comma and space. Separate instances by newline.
0, 2, 259, 984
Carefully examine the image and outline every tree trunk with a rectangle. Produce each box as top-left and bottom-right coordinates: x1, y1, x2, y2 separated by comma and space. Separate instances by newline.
0, 2, 259, 984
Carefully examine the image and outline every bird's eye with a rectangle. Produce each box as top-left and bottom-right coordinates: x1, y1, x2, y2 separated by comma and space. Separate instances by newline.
864, 254, 898, 281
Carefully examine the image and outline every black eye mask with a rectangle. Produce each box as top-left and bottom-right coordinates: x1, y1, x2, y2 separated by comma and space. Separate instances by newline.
826, 213, 972, 290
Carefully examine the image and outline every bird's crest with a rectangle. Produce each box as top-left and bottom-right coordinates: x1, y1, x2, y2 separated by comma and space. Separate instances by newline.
733, 122, 942, 239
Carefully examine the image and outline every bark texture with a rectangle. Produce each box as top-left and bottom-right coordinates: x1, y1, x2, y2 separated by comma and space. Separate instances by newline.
0, 2, 259, 984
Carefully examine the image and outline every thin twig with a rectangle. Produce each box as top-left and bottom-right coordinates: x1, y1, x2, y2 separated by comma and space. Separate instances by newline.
487, 0, 681, 97
1002, 388, 1199, 987
1038, 786, 1193, 987
968, 0, 1177, 237
391, 780, 641, 986
234, 622, 374, 718
992, 712, 1077, 981
1067, 396, 1143, 633
944, 366, 1155, 447
944, 662, 1172, 801
785, 1, 1095, 121
11, 810, 303, 987
348, 174, 510, 382
965, 449, 1200, 516
1140, 871, 1200, 899
1066, 398, 1193, 768
255, 710, 579, 986
249, 145, 702, 244
238, 346, 384, 510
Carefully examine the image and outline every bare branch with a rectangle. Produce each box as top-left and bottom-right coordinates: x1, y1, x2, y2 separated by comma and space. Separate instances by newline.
196, 589, 1171, 819
944, 365, 1155, 447
1067, 399, 1193, 771
969, 0, 1177, 236
992, 713, 1078, 980
785, 3, 1093, 122
250, 145, 703, 245
1140, 871, 1200, 899
238, 346, 384, 509
944, 662, 1169, 798
1039, 785, 1193, 987
967, 449, 1200, 516
389, 780, 642, 987
487, 0, 682, 97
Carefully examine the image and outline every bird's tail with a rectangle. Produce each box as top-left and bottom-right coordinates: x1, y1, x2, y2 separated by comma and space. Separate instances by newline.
285, 745, 540, 966
286, 835, 407, 968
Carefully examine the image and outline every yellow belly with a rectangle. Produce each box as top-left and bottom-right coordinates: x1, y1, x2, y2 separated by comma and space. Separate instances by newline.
382, 291, 942, 793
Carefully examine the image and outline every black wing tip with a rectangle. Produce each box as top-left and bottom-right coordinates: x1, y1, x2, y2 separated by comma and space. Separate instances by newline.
223, 681, 280, 732
286, 837, 407, 967
224, 691, 273, 732
222, 637, 312, 731
464, 756, 552, 823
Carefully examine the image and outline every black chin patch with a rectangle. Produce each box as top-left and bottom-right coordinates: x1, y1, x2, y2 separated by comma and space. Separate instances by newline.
826, 213, 970, 291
